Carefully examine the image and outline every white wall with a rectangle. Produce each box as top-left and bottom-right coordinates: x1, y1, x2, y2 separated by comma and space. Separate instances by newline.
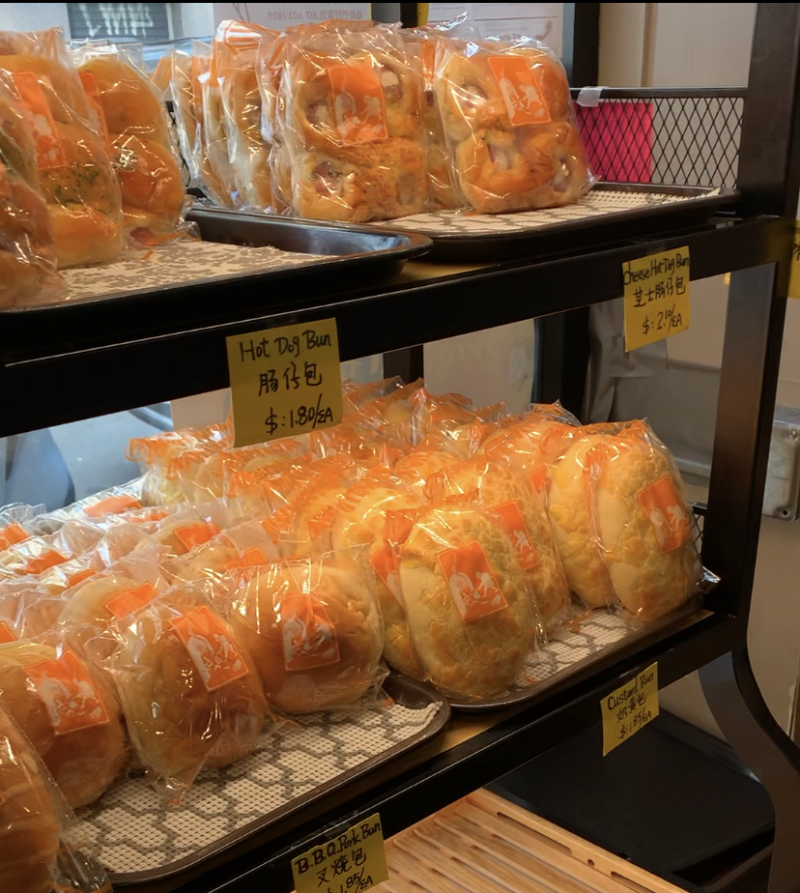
0, 3, 71, 35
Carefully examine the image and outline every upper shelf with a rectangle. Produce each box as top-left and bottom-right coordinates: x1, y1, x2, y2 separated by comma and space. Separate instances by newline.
0, 214, 788, 438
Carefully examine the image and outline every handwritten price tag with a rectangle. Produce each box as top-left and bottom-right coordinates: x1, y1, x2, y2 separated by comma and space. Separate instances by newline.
292, 813, 389, 893
226, 318, 343, 448
601, 662, 659, 756
623, 247, 690, 352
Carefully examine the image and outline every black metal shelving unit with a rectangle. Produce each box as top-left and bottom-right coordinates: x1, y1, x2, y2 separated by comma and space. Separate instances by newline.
3, 4, 800, 892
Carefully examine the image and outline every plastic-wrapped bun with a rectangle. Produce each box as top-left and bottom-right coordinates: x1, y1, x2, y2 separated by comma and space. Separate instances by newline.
0, 639, 128, 808
429, 458, 571, 631
228, 552, 384, 714
112, 584, 268, 799
399, 504, 537, 699
0, 28, 124, 267
0, 701, 60, 893
216, 20, 279, 211
0, 71, 58, 306
331, 477, 424, 677
548, 420, 700, 621
435, 37, 593, 213
282, 25, 427, 222
74, 43, 187, 241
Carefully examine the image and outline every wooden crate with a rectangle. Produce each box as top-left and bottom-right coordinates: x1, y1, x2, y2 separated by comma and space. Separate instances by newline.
378, 789, 683, 893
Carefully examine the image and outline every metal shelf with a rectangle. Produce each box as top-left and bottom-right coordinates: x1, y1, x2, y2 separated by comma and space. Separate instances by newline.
0, 215, 788, 438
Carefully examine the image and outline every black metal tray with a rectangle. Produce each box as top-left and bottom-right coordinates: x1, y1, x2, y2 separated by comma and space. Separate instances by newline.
381, 183, 738, 261
448, 592, 708, 714
82, 674, 449, 892
1, 211, 431, 363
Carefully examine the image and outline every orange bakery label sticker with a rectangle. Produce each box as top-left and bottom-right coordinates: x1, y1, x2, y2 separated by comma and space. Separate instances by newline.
370, 541, 402, 603
438, 541, 508, 622
172, 605, 249, 691
0, 522, 29, 550
175, 522, 220, 553
106, 581, 159, 620
26, 549, 67, 575
638, 476, 691, 553
224, 546, 269, 571
0, 159, 10, 199
487, 56, 551, 126
328, 62, 388, 145
66, 568, 97, 588
78, 71, 112, 154
527, 466, 550, 497
0, 622, 16, 644
494, 502, 539, 570
27, 651, 109, 736
85, 493, 143, 518
12, 71, 66, 169
282, 595, 340, 671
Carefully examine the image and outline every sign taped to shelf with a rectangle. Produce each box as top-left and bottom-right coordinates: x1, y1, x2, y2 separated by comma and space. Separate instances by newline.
226, 318, 343, 447
623, 247, 690, 352
601, 662, 659, 756
292, 812, 389, 893
789, 220, 800, 298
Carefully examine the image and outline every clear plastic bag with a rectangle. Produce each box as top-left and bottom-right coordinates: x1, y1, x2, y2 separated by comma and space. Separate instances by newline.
398, 502, 540, 700
331, 474, 424, 678
202, 43, 240, 208
549, 420, 700, 623
434, 36, 594, 213
109, 582, 270, 801
215, 21, 279, 211
0, 71, 59, 306
428, 457, 572, 632
0, 28, 124, 267
0, 520, 104, 577
227, 550, 384, 714
0, 635, 129, 808
0, 582, 66, 642
281, 24, 428, 222
0, 699, 111, 893
73, 42, 189, 243
170, 44, 234, 207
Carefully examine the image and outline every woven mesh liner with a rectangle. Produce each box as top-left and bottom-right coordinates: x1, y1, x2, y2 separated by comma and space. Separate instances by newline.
380, 188, 720, 237
75, 700, 441, 876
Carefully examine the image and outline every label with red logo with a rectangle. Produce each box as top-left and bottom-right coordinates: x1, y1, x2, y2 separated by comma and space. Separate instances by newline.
26, 549, 67, 575
328, 62, 388, 145
174, 522, 220, 553
171, 606, 249, 691
638, 476, 691, 553
106, 581, 159, 620
487, 56, 552, 126
85, 493, 142, 518
438, 541, 508, 622
0, 622, 16, 644
282, 595, 340, 671
27, 651, 110, 736
12, 71, 66, 169
0, 523, 29, 550
494, 502, 539, 570
369, 542, 402, 603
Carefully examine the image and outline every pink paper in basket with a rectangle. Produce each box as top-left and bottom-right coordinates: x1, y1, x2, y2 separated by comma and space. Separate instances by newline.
575, 101, 654, 183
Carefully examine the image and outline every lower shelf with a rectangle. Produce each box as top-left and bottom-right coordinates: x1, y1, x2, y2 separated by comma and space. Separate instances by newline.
379, 788, 683, 893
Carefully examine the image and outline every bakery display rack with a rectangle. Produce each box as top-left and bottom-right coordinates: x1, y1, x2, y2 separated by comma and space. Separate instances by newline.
3, 4, 800, 892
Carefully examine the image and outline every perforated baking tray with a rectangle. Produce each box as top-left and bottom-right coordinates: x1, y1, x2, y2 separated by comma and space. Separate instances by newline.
75, 674, 449, 890
381, 183, 738, 260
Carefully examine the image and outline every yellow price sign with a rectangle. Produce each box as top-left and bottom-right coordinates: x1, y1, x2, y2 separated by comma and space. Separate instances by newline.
623, 247, 691, 352
601, 662, 659, 756
292, 813, 389, 893
789, 220, 800, 299
226, 318, 343, 448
